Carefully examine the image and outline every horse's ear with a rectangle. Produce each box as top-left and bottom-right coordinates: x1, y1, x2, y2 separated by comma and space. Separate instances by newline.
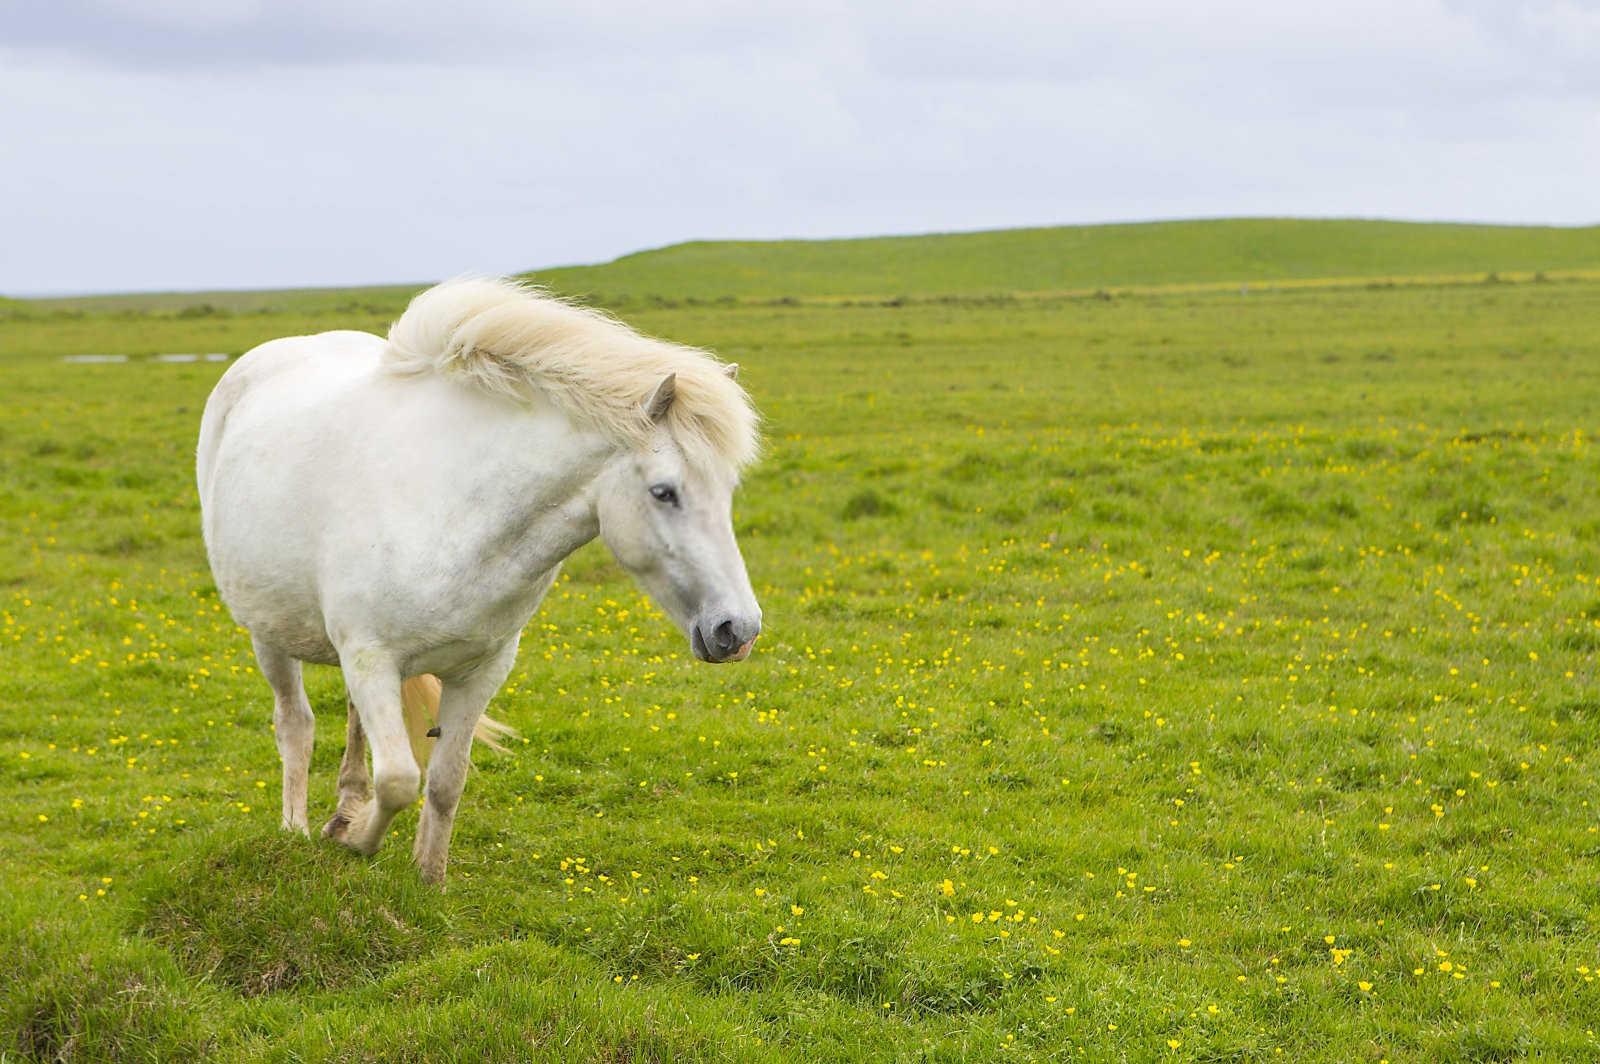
722, 362, 740, 380
644, 373, 677, 421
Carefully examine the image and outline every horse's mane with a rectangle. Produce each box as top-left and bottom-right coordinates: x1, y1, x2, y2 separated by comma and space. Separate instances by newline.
383, 277, 759, 473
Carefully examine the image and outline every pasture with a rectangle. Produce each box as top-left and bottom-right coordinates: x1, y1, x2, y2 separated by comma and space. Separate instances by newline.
4, 223, 1600, 1060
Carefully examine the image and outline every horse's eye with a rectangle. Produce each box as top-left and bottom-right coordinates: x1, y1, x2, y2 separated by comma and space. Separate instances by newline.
649, 484, 680, 506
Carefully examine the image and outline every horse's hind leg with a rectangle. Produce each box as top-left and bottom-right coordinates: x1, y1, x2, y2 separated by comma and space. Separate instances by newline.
252, 637, 314, 835
321, 693, 371, 840
327, 651, 418, 855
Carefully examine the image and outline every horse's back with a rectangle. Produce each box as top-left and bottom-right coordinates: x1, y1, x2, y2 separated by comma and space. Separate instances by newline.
198, 331, 381, 501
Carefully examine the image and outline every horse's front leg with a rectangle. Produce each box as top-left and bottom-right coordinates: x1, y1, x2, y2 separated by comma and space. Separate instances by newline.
252, 637, 315, 835
327, 651, 417, 855
414, 639, 519, 885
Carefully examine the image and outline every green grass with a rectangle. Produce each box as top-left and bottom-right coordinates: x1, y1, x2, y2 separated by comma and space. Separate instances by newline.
4, 236, 1600, 1059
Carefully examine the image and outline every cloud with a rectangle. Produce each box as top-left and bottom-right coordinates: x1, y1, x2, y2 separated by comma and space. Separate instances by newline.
2, 1, 1596, 293
4, 1, 822, 69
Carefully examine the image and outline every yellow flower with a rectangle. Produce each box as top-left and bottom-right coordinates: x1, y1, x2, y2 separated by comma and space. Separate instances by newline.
940, 878, 955, 896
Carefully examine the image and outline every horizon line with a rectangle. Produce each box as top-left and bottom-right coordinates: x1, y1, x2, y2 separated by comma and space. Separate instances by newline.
9, 213, 1600, 302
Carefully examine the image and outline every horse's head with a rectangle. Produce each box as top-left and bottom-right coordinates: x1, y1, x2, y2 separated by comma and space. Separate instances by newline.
595, 374, 761, 663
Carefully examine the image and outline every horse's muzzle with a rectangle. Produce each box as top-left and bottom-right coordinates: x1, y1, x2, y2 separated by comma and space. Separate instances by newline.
693, 616, 760, 663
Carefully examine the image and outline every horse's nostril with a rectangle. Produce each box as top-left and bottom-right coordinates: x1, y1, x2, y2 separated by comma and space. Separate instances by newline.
713, 620, 737, 654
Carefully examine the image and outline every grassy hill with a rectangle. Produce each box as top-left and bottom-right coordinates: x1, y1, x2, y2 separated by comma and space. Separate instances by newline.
532, 217, 1600, 302
14, 218, 1600, 316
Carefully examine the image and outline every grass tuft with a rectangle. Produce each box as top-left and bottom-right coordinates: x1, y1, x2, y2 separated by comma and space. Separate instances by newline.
139, 833, 452, 995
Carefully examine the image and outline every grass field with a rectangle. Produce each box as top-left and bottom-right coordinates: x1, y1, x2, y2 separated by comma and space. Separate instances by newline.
4, 222, 1600, 1061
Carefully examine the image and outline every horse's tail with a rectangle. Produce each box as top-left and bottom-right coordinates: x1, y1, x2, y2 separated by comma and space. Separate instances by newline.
399, 674, 518, 770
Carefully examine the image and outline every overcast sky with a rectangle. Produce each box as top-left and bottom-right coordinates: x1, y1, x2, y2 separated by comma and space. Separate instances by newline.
2, 0, 1597, 295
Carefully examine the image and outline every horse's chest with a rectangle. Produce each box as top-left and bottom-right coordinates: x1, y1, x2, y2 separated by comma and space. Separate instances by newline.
347, 556, 560, 670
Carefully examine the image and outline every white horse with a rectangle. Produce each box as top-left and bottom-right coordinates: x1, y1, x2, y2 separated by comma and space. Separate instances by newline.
196, 278, 762, 883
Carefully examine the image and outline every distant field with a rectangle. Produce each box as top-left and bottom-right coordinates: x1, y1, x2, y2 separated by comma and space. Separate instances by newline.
12, 218, 1600, 318
4, 228, 1600, 1060
13, 283, 425, 318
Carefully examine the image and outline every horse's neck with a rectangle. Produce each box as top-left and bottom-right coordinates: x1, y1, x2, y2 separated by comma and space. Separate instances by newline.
371, 375, 615, 609
463, 418, 611, 579
498, 468, 603, 575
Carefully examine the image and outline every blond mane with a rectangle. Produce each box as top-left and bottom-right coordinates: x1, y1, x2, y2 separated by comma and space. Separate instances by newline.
383, 278, 759, 472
